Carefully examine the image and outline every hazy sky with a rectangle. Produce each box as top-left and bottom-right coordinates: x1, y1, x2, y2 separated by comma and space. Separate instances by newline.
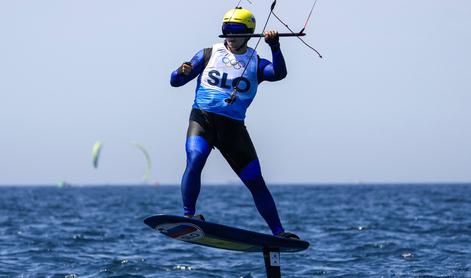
1, 0, 470, 185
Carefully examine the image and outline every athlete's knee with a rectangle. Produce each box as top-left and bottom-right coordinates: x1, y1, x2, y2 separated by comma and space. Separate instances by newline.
239, 159, 263, 182
185, 151, 208, 173
185, 136, 211, 171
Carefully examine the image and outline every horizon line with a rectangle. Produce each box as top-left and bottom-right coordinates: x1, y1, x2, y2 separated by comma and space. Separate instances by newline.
1, 182, 471, 187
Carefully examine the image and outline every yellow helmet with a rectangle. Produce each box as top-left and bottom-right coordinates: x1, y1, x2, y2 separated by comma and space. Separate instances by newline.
222, 7, 256, 34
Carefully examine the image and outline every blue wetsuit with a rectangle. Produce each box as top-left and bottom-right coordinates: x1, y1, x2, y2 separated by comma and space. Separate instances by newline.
170, 42, 287, 235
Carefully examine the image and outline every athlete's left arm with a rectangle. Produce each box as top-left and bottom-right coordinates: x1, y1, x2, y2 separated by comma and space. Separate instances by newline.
258, 32, 287, 82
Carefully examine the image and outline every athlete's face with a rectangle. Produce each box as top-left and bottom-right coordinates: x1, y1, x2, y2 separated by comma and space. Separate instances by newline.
226, 37, 247, 53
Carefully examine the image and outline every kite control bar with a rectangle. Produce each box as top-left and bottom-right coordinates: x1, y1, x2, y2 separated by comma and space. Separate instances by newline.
219, 32, 306, 38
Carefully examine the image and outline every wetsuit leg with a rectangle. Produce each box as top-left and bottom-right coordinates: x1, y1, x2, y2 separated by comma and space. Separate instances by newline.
181, 110, 214, 216
216, 118, 284, 235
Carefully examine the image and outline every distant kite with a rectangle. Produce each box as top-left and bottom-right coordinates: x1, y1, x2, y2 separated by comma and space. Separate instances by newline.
92, 141, 103, 169
92, 140, 152, 182
131, 141, 152, 182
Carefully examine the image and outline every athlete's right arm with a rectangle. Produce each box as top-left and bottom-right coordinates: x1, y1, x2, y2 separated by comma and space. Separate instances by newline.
170, 49, 205, 87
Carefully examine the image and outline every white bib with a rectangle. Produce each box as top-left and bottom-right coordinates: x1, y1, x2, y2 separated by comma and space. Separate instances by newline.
193, 43, 259, 120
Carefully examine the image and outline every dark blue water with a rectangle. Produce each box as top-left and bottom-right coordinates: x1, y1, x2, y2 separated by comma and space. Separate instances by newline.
1, 184, 470, 277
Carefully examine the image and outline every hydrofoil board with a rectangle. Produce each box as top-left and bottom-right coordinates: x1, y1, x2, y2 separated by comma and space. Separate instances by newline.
144, 214, 309, 253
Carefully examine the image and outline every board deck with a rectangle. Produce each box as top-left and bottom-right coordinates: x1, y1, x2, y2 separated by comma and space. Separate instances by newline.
144, 214, 309, 253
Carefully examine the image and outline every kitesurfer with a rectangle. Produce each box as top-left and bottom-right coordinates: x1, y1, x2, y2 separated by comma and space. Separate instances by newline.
170, 7, 299, 239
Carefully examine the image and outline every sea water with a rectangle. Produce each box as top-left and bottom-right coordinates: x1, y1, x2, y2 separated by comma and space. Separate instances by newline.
1, 184, 470, 277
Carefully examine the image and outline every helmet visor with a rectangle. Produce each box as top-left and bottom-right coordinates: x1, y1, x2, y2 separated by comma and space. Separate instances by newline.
222, 23, 250, 35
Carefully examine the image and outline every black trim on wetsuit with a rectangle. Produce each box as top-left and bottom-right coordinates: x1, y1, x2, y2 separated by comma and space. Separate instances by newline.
188, 108, 258, 174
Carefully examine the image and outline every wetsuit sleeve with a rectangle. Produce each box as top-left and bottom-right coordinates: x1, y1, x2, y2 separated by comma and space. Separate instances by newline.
170, 49, 206, 87
258, 43, 287, 83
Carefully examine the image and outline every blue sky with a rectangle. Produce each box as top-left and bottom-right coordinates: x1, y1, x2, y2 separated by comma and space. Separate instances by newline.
1, 0, 470, 185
